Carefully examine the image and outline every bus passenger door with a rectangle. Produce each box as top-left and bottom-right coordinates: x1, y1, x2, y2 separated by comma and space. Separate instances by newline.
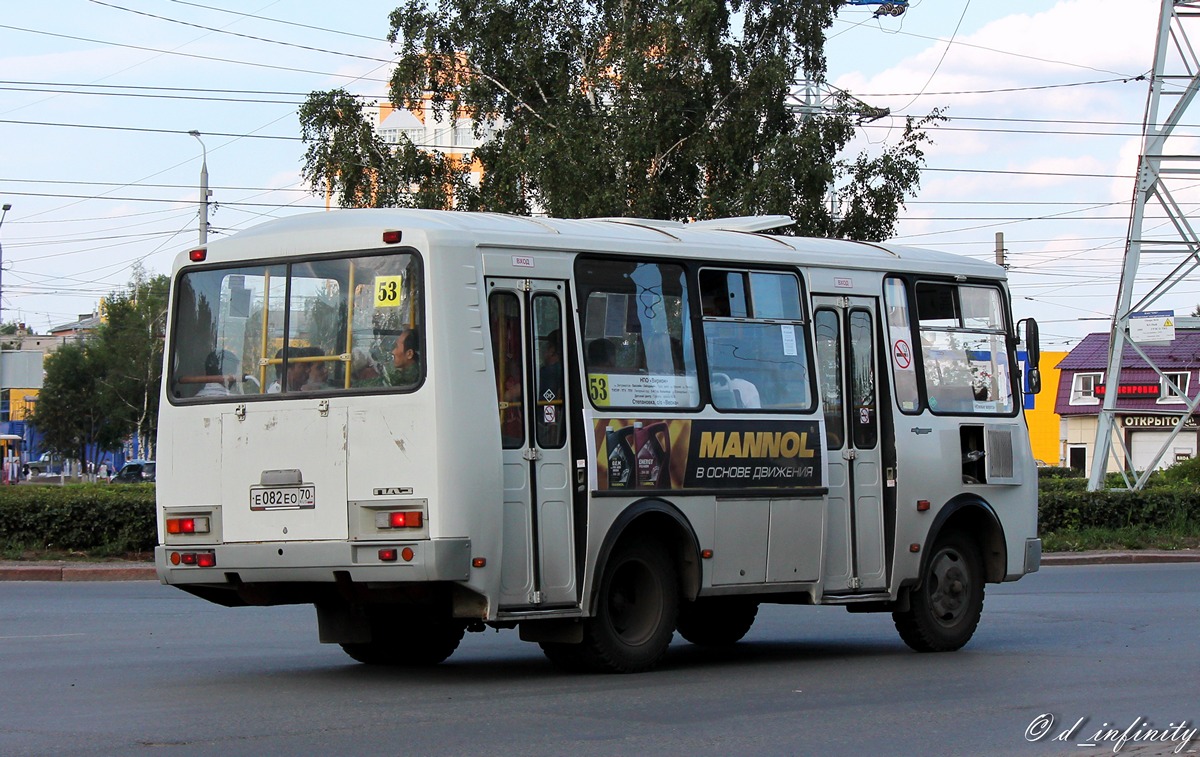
813, 296, 887, 593
487, 278, 578, 610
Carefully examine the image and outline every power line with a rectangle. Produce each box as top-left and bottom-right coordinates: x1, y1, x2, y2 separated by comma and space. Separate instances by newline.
165, 0, 385, 42
88, 1, 394, 65
0, 24, 390, 83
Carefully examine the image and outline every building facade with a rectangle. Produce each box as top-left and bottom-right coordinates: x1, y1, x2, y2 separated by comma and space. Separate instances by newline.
1055, 331, 1200, 474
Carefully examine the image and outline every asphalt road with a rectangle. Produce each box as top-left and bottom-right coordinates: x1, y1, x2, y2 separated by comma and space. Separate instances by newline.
1, 564, 1197, 757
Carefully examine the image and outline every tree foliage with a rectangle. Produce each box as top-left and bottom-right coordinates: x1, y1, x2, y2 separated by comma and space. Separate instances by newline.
92, 268, 170, 458
30, 268, 169, 464
299, 0, 939, 240
29, 343, 122, 468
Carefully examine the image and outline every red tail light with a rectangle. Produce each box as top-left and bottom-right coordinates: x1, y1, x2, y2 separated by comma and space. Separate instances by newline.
165, 516, 210, 534
375, 511, 424, 529
170, 551, 216, 567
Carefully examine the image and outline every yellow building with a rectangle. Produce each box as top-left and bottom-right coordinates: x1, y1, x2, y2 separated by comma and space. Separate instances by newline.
1024, 351, 1066, 466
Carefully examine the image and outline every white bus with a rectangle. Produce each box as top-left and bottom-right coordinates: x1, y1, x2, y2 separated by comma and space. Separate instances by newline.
156, 209, 1042, 672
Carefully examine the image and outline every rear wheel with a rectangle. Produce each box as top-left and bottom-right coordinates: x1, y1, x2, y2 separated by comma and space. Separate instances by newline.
340, 609, 465, 666
893, 531, 984, 652
676, 597, 759, 647
546, 539, 678, 674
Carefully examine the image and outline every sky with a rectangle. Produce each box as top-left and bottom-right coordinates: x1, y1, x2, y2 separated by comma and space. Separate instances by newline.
0, 0, 1173, 348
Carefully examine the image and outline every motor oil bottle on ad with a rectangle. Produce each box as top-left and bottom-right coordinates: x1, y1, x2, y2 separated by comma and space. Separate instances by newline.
635, 421, 670, 489
606, 424, 636, 489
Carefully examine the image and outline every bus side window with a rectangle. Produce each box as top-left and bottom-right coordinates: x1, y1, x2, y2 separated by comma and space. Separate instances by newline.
699, 268, 811, 412
575, 258, 700, 410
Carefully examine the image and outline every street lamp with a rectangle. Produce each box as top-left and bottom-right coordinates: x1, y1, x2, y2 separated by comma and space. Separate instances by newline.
187, 131, 210, 245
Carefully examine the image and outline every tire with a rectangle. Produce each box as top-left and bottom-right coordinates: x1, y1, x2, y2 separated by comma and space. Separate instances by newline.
676, 597, 759, 646
576, 539, 679, 673
340, 609, 465, 666
893, 531, 984, 653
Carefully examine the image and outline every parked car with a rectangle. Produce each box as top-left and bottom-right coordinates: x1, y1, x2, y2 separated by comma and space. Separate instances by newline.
25, 453, 62, 476
112, 460, 155, 483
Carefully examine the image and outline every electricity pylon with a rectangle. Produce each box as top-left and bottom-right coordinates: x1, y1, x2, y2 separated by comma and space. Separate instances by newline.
1089, 0, 1200, 491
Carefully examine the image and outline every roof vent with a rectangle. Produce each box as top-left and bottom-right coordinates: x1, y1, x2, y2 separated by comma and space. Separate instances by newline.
689, 215, 795, 233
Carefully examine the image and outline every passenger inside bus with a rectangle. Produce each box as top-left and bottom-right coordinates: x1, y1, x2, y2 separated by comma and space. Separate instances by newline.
195, 350, 241, 397
350, 346, 386, 386
301, 355, 331, 391
390, 329, 421, 386
586, 338, 617, 370
267, 347, 316, 393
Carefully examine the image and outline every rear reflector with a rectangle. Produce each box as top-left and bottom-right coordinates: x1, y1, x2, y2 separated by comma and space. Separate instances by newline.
379, 548, 398, 562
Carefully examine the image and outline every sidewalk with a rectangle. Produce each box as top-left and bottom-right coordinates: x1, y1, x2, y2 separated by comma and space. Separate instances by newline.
1, 549, 1200, 581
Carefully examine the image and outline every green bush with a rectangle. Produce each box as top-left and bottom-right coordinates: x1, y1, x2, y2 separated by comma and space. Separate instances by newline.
1152, 455, 1200, 486
0, 484, 156, 557
1039, 465, 1083, 479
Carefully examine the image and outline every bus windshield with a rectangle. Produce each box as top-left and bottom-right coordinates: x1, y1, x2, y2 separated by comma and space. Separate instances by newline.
168, 251, 423, 400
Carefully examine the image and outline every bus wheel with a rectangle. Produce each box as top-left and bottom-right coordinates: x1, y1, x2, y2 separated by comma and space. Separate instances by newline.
582, 539, 679, 673
893, 531, 984, 653
676, 598, 759, 646
340, 611, 465, 666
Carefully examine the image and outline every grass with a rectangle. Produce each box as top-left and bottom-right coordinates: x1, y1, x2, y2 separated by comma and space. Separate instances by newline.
1041, 526, 1200, 553
0, 546, 152, 562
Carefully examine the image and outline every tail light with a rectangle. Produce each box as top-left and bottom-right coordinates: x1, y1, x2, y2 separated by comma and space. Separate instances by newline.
169, 550, 216, 567
375, 511, 423, 529
166, 516, 210, 535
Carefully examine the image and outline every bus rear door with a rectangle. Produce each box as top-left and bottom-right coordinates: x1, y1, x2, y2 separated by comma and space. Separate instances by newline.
487, 278, 578, 610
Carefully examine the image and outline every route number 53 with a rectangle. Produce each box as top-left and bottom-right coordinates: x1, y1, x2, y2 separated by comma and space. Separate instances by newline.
588, 375, 609, 405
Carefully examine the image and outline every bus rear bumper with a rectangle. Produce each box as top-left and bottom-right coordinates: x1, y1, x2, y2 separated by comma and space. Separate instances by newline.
155, 538, 472, 587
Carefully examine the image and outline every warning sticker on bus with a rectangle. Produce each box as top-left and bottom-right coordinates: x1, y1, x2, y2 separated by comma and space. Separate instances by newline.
250, 484, 316, 511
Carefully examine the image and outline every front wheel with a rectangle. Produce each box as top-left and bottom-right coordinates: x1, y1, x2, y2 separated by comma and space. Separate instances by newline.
893, 531, 984, 652
570, 539, 679, 673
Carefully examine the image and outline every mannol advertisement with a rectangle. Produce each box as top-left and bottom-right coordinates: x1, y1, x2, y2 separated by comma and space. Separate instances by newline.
594, 418, 823, 491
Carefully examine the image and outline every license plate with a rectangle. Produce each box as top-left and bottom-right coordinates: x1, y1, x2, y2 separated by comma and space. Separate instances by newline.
250, 484, 316, 511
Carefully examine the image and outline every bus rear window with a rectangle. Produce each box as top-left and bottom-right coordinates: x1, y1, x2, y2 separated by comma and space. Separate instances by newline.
169, 252, 423, 401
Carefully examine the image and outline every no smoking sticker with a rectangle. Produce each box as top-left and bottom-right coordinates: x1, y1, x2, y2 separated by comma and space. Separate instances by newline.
893, 339, 912, 369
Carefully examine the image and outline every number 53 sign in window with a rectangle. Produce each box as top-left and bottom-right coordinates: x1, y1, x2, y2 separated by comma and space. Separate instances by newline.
375, 275, 404, 307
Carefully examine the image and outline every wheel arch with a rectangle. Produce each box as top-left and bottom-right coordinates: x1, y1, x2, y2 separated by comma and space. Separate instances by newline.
589, 497, 701, 616
924, 494, 1008, 583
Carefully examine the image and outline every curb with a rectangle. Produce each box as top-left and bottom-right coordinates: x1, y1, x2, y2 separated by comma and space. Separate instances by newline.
0, 564, 157, 582
1040, 550, 1200, 566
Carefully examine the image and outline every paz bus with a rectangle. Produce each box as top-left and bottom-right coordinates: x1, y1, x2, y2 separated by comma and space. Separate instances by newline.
156, 209, 1042, 673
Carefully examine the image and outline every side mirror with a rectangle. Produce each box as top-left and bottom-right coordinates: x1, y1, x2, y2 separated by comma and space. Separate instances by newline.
1018, 318, 1042, 395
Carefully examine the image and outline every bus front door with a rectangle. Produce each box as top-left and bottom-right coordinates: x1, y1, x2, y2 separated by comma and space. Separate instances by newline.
487, 279, 578, 610
814, 296, 888, 593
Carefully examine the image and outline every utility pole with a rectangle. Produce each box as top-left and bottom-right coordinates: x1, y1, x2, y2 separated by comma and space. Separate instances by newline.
994, 232, 1007, 269
188, 131, 210, 245
0, 203, 10, 330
